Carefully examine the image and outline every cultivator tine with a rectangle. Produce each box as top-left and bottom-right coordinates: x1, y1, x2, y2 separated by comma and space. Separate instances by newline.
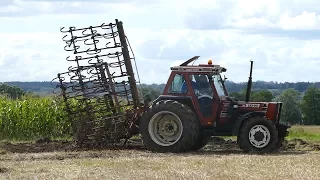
52, 19, 143, 147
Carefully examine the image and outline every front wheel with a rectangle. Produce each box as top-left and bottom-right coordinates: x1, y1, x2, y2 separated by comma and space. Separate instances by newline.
238, 116, 278, 153
139, 100, 200, 153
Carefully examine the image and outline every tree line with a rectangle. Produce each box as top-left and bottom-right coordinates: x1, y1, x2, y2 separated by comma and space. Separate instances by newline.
1, 82, 320, 125
3, 80, 320, 95
229, 87, 320, 125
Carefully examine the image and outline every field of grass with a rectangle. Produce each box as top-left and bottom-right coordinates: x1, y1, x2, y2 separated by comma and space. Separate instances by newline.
288, 125, 320, 142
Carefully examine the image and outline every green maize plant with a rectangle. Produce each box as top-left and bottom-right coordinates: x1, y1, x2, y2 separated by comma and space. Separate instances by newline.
0, 94, 74, 141
0, 91, 138, 142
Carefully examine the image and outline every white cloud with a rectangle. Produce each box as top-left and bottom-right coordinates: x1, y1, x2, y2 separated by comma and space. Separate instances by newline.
278, 10, 320, 30
0, 0, 320, 84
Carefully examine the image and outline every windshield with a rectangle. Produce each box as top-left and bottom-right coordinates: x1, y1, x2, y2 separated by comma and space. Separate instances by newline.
212, 74, 226, 96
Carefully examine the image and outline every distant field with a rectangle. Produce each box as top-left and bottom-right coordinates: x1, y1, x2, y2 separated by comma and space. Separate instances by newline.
290, 125, 320, 134
288, 125, 320, 142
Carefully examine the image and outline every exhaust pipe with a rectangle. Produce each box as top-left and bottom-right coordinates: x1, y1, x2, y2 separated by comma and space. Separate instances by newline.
245, 60, 253, 102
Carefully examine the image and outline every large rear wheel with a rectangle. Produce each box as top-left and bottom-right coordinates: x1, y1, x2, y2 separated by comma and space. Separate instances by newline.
140, 100, 200, 153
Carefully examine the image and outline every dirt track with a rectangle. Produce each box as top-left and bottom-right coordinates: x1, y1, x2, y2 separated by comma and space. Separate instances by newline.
1, 137, 319, 154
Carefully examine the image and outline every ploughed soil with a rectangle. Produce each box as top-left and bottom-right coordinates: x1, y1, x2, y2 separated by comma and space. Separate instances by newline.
0, 136, 319, 154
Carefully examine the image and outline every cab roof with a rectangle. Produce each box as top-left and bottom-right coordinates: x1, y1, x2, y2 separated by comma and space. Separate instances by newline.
170, 56, 227, 73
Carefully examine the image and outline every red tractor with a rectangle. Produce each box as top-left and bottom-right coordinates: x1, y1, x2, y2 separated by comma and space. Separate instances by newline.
57, 19, 289, 153
139, 56, 290, 153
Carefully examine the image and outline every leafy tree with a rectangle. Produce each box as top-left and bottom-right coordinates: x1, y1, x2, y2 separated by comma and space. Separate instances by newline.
300, 86, 320, 125
274, 88, 302, 125
140, 86, 161, 102
0, 84, 25, 99
251, 90, 274, 102
229, 89, 273, 102
229, 91, 245, 101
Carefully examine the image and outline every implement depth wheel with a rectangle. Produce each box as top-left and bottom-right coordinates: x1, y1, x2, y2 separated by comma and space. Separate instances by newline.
140, 100, 200, 153
238, 116, 278, 153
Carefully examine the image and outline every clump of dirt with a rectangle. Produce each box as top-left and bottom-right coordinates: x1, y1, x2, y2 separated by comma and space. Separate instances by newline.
35, 137, 51, 144
203, 137, 239, 152
282, 138, 320, 151
0, 167, 10, 173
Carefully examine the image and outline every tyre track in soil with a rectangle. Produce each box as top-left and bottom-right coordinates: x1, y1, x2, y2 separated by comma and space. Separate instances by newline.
0, 137, 319, 160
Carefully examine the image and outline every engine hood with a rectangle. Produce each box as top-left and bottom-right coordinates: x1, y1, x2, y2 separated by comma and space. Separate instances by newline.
234, 101, 282, 121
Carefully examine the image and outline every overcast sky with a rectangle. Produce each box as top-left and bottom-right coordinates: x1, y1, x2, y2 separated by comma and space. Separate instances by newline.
0, 0, 320, 84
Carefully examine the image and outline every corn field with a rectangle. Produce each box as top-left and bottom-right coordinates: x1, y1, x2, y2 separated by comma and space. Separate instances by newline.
0, 94, 72, 140
0, 93, 133, 141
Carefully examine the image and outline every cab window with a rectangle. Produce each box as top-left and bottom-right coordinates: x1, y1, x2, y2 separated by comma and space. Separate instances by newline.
168, 74, 186, 94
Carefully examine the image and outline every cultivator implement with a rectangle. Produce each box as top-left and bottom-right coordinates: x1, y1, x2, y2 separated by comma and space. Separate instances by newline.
52, 19, 143, 146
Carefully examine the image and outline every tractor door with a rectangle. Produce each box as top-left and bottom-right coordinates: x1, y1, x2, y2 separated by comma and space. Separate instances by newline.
209, 74, 232, 132
187, 74, 220, 126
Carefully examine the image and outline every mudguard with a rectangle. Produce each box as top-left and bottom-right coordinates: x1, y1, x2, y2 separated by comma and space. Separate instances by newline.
232, 111, 265, 136
152, 95, 195, 111
276, 123, 291, 137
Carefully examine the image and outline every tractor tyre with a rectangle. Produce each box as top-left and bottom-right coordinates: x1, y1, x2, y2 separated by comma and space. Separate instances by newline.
274, 124, 289, 151
139, 100, 200, 153
238, 116, 278, 154
191, 130, 210, 151
275, 136, 285, 151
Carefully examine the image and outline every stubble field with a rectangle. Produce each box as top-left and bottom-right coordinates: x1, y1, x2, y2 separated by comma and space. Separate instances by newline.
0, 125, 320, 180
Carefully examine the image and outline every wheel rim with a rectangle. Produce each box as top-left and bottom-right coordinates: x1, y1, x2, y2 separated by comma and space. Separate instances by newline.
248, 125, 271, 148
148, 111, 183, 146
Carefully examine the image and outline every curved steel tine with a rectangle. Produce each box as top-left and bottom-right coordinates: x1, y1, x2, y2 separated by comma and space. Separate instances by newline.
86, 48, 101, 55
104, 41, 112, 48
82, 28, 91, 36
92, 29, 98, 34
68, 65, 78, 72
113, 32, 119, 37
62, 34, 71, 42
65, 40, 72, 47
84, 38, 95, 45
102, 32, 115, 39
51, 76, 59, 83
107, 52, 122, 59
65, 56, 73, 61
75, 55, 83, 61
93, 39, 100, 46
64, 45, 74, 51
69, 26, 76, 31
87, 58, 96, 65
60, 27, 70, 33
93, 32, 103, 39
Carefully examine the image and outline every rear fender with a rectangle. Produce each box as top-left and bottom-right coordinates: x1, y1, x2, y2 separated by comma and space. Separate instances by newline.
276, 123, 291, 137
232, 111, 266, 136
152, 95, 196, 113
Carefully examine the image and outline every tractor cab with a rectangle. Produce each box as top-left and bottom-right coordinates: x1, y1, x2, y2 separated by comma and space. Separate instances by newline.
159, 56, 231, 130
